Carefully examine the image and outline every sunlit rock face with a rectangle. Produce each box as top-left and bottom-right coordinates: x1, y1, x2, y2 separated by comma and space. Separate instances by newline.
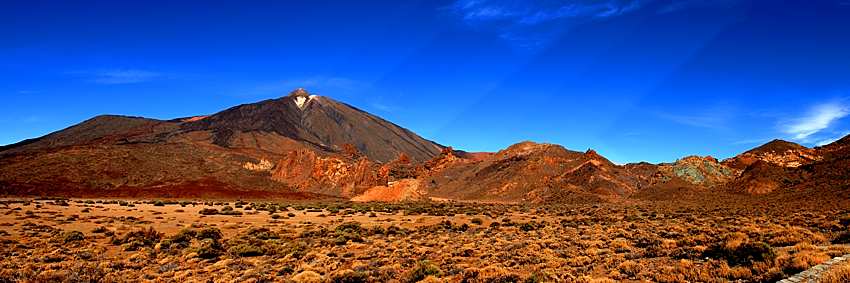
723, 139, 822, 169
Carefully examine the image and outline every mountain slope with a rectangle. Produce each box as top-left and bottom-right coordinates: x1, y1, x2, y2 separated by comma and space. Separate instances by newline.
418, 142, 640, 203
181, 88, 441, 162
2, 89, 849, 202
723, 137, 848, 195
0, 89, 441, 198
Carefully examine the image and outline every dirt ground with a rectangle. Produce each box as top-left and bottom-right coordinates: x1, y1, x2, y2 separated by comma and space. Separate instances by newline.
1, 198, 849, 282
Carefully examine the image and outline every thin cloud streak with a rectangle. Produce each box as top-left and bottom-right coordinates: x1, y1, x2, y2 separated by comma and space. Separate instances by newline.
69, 69, 163, 84
447, 0, 745, 49
448, 0, 652, 49
654, 104, 736, 130
656, 112, 728, 129
783, 101, 849, 141
452, 0, 648, 25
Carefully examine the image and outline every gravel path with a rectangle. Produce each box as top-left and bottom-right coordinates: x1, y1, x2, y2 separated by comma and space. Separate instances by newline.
779, 254, 850, 283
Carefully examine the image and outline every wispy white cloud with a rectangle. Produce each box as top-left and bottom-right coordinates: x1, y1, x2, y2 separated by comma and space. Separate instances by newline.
448, 0, 653, 49
447, 0, 741, 49
782, 101, 849, 141
656, 112, 728, 129
70, 69, 162, 84
656, 0, 734, 14
452, 0, 648, 25
655, 104, 736, 130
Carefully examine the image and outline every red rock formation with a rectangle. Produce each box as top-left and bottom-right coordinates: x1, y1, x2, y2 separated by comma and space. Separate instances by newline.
420, 141, 640, 203
723, 139, 821, 169
270, 150, 387, 197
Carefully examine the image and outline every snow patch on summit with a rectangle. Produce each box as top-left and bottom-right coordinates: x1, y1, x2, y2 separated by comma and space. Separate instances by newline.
294, 96, 308, 109
294, 95, 318, 110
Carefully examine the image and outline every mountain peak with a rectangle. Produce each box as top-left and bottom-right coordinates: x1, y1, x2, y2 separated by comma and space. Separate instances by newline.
287, 88, 319, 109
749, 139, 806, 154
287, 88, 311, 97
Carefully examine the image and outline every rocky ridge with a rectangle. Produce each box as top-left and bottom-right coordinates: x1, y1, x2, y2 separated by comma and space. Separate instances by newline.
1, 89, 849, 203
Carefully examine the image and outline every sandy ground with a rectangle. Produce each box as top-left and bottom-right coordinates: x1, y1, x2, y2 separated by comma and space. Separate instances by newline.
0, 198, 514, 240
1, 198, 849, 282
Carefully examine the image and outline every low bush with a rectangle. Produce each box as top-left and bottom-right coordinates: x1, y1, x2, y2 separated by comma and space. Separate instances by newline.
161, 229, 196, 251
91, 226, 109, 233
329, 269, 369, 283
618, 260, 643, 277
386, 225, 406, 236
228, 242, 265, 257
197, 227, 223, 240
333, 222, 365, 245
246, 227, 278, 240
519, 221, 545, 232
196, 238, 224, 259
833, 231, 850, 244
61, 231, 85, 243
220, 210, 243, 216
405, 260, 441, 283
704, 241, 775, 266
839, 215, 850, 227
158, 227, 224, 259
112, 227, 162, 251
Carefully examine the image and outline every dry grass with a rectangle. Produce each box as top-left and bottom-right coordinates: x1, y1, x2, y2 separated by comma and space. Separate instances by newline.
0, 198, 849, 281
820, 261, 850, 283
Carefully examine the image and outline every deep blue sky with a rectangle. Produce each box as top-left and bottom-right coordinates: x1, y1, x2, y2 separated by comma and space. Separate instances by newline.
3, 0, 850, 163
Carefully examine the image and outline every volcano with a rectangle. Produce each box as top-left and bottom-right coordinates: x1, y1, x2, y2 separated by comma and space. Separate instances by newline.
0, 89, 441, 198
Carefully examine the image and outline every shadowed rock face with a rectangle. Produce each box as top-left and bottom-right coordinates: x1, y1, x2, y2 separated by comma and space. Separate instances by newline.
720, 138, 850, 195
727, 160, 800, 195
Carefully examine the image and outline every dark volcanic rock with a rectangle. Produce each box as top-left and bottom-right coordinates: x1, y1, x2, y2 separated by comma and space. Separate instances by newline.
181, 89, 441, 162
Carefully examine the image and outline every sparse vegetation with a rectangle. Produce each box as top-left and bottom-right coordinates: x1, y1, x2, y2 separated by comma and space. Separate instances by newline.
1, 199, 849, 281
59, 230, 84, 243
820, 261, 850, 283
405, 260, 441, 283
111, 227, 162, 251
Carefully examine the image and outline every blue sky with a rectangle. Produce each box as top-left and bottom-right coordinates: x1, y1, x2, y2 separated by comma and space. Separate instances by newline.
2, 0, 850, 164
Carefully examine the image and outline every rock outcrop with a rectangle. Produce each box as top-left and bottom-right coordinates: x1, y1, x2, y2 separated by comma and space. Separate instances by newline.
723, 139, 821, 169
658, 156, 740, 187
